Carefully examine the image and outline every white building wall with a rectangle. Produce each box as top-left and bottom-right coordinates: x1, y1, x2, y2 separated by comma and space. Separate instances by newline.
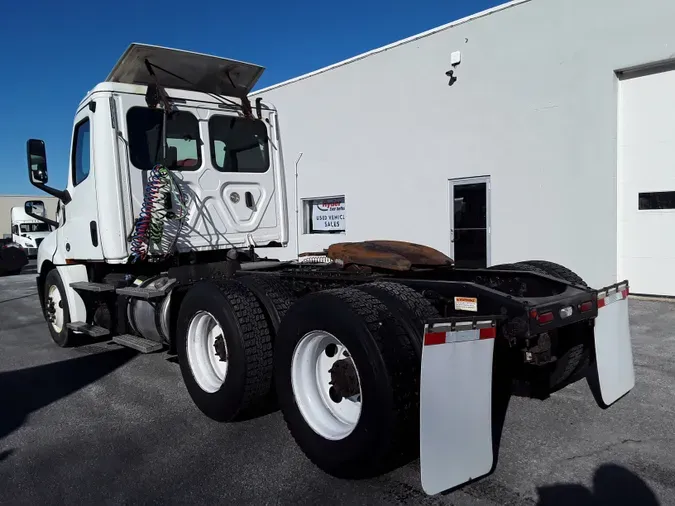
252, 0, 675, 289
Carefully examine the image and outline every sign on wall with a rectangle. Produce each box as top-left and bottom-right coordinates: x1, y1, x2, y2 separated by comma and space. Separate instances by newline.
306, 197, 346, 233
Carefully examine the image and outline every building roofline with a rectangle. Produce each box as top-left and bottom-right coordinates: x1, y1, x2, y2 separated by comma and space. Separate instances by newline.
251, 0, 529, 96
0, 195, 59, 198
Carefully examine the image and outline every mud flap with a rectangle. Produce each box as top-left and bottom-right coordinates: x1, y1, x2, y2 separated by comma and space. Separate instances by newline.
592, 281, 635, 406
419, 317, 498, 496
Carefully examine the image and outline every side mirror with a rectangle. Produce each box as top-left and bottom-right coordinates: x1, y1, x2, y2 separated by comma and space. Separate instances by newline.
27, 139, 49, 184
25, 200, 45, 217
25, 199, 58, 229
25, 139, 72, 204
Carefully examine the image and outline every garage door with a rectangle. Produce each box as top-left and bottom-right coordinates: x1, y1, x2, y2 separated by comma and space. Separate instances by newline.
618, 66, 675, 296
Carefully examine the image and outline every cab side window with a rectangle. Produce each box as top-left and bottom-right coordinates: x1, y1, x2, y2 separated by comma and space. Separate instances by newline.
72, 119, 91, 186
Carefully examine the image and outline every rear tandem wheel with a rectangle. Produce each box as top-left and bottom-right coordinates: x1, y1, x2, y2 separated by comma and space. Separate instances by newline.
490, 260, 592, 390
273, 287, 421, 478
175, 279, 273, 422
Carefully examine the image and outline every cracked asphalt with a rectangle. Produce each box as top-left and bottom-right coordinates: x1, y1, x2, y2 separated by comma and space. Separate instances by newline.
0, 272, 673, 505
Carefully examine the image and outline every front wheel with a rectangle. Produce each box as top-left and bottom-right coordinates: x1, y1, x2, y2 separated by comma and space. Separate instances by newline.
274, 287, 420, 478
44, 269, 73, 347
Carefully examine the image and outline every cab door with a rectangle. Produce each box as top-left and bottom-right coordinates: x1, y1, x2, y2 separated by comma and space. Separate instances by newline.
60, 105, 103, 260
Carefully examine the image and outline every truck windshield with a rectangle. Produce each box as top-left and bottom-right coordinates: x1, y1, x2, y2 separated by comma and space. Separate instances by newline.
127, 107, 202, 170
20, 223, 51, 233
208, 115, 270, 173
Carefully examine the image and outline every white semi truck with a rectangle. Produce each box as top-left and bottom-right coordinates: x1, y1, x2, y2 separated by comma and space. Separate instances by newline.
10, 203, 53, 258
24, 43, 635, 495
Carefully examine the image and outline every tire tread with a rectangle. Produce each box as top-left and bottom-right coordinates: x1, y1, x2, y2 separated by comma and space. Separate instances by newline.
238, 274, 296, 330
211, 280, 274, 414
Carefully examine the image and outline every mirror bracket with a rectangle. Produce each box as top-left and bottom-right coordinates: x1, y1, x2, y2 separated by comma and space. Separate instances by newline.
30, 183, 71, 204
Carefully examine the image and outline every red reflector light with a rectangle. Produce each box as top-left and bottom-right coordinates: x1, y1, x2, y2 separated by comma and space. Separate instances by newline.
424, 332, 446, 346
479, 327, 496, 340
537, 311, 554, 324
621, 288, 629, 298
580, 301, 593, 312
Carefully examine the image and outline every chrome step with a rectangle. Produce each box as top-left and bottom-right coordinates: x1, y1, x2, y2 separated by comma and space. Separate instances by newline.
66, 322, 110, 337
70, 282, 116, 293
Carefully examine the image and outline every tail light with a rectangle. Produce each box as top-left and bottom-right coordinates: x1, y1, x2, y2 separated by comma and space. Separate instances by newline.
579, 301, 593, 313
537, 311, 554, 324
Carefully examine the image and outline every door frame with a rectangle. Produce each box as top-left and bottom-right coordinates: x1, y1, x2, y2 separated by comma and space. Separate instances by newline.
448, 176, 492, 266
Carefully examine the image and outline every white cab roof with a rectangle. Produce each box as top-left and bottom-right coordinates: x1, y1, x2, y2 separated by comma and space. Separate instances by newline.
106, 43, 265, 98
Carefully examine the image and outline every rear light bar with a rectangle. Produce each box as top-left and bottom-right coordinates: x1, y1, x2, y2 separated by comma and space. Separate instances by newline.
529, 282, 630, 326
531, 303, 584, 326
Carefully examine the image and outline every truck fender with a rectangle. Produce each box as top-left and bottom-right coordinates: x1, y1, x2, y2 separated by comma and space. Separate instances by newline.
419, 317, 498, 495
55, 264, 89, 324
591, 281, 635, 406
36, 230, 60, 274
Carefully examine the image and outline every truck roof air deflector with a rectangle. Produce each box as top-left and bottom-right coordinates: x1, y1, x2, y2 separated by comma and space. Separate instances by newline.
106, 43, 265, 98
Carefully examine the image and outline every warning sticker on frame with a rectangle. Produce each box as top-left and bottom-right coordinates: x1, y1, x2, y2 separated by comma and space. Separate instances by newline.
454, 296, 478, 312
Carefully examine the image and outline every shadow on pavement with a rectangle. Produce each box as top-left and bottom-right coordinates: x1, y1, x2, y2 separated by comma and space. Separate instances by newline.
0, 348, 136, 443
537, 463, 660, 506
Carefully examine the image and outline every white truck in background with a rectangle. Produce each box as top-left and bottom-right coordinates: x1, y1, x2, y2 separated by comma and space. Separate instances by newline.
22, 43, 636, 496
10, 204, 53, 258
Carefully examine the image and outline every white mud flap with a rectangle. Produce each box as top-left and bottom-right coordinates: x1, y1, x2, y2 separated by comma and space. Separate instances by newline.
593, 282, 635, 406
420, 318, 497, 496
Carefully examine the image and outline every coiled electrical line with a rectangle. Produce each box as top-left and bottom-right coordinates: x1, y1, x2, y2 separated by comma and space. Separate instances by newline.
129, 164, 188, 262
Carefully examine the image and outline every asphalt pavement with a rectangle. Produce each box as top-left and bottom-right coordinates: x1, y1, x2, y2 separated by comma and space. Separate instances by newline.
0, 273, 673, 505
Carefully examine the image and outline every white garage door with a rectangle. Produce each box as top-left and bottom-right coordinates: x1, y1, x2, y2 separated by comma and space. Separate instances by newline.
618, 67, 675, 296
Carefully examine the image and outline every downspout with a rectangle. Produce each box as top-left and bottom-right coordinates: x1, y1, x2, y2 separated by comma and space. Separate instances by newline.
294, 152, 303, 259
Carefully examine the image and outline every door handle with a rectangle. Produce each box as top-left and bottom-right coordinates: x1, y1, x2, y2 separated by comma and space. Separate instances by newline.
245, 191, 255, 209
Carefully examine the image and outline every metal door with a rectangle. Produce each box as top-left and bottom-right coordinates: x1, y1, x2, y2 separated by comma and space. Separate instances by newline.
119, 94, 280, 253
449, 177, 491, 268
61, 106, 104, 260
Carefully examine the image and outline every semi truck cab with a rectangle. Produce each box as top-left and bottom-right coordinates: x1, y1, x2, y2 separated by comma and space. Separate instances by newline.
10, 204, 52, 258
26, 43, 288, 270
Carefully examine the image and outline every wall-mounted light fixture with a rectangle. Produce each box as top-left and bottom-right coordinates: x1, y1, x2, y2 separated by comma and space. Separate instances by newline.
445, 50, 462, 86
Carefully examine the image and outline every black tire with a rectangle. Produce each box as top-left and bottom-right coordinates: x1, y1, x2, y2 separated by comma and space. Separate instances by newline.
356, 281, 440, 358
519, 260, 587, 287
237, 274, 296, 333
488, 262, 548, 274
518, 260, 592, 388
175, 280, 273, 422
274, 287, 420, 478
44, 269, 73, 347
237, 274, 297, 405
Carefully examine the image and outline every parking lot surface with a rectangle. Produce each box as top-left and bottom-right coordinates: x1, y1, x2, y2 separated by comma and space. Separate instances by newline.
0, 273, 673, 505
